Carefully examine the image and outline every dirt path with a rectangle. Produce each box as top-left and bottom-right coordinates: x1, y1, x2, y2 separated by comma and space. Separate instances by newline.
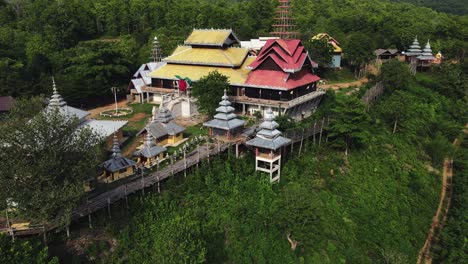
87, 100, 129, 118
417, 127, 466, 264
321, 78, 368, 91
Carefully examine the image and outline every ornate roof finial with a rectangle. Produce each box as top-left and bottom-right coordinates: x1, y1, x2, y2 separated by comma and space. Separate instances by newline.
111, 133, 122, 158
144, 128, 155, 147
48, 77, 66, 108
52, 76, 57, 94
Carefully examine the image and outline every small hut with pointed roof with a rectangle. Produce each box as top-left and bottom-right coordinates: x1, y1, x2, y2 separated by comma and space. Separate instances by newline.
203, 90, 245, 140
100, 134, 136, 182
246, 109, 291, 182
144, 106, 186, 146
134, 130, 167, 168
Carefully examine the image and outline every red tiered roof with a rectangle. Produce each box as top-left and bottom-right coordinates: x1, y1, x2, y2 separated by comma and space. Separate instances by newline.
245, 39, 320, 90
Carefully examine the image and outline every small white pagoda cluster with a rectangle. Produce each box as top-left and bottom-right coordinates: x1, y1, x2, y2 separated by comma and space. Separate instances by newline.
246, 109, 291, 182
203, 90, 245, 141
405, 36, 439, 68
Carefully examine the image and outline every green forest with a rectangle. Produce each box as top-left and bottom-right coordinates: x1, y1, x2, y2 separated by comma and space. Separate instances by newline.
1, 0, 467, 105
1, 0, 467, 263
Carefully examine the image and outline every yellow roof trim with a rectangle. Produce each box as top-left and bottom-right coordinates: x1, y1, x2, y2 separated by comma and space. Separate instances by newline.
150, 56, 256, 84
163, 46, 249, 67
312, 33, 342, 53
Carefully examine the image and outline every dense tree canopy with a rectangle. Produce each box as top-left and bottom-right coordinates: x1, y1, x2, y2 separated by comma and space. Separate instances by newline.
191, 71, 230, 117
0, 100, 103, 227
0, 0, 467, 105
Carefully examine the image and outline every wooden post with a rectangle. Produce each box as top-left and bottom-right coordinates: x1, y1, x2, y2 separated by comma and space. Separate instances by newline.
171, 155, 174, 175
235, 143, 239, 158
290, 131, 295, 158
319, 118, 324, 146
313, 121, 317, 145
42, 226, 47, 245
326, 116, 330, 143
184, 150, 187, 178
207, 142, 210, 164
157, 175, 161, 194
66, 226, 70, 238
197, 145, 200, 168
124, 184, 129, 209
141, 167, 145, 197
299, 128, 304, 155
87, 197, 93, 228
107, 197, 111, 219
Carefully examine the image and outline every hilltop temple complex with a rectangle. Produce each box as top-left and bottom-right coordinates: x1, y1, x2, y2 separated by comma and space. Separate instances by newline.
129, 28, 324, 119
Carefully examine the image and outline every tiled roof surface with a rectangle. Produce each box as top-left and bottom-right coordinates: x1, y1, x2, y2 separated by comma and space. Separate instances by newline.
163, 46, 249, 67
184, 29, 238, 46
149, 56, 256, 84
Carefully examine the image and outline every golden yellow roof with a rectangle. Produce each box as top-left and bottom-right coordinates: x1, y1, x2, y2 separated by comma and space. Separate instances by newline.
163, 46, 249, 67
149, 56, 256, 84
184, 29, 237, 46
312, 33, 342, 53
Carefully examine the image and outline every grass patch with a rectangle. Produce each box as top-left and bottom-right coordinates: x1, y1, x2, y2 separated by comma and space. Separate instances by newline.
321, 68, 356, 84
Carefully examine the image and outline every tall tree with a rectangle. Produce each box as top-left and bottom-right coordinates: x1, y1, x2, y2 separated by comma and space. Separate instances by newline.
379, 90, 413, 134
378, 59, 411, 91
344, 33, 374, 78
191, 71, 230, 117
328, 95, 370, 155
305, 37, 334, 69
0, 100, 103, 228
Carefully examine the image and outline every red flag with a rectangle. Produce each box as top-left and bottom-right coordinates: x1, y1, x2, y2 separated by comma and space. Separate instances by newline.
178, 79, 187, 92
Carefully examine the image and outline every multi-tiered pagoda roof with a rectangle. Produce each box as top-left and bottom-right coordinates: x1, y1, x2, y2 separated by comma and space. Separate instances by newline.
246, 109, 291, 150
101, 134, 136, 173
405, 37, 423, 57
146, 106, 185, 139
149, 29, 255, 85
204, 90, 245, 131
134, 130, 166, 158
245, 39, 320, 90
417, 40, 436, 61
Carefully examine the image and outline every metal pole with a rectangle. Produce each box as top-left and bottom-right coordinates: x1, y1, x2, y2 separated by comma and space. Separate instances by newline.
111, 87, 118, 114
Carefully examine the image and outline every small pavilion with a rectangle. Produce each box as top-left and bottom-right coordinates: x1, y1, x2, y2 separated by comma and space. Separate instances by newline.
134, 130, 167, 168
100, 134, 136, 182
203, 90, 245, 141
145, 106, 186, 147
246, 109, 291, 182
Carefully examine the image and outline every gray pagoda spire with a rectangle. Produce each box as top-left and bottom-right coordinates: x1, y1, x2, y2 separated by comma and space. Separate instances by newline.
111, 133, 122, 158
405, 36, 422, 57
203, 90, 245, 140
152, 105, 174, 124
100, 133, 136, 180
134, 126, 167, 164
151, 36, 163, 63
246, 109, 291, 151
417, 40, 436, 61
48, 77, 66, 109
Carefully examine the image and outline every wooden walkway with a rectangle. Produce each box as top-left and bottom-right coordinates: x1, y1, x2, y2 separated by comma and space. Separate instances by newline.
1, 118, 330, 238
